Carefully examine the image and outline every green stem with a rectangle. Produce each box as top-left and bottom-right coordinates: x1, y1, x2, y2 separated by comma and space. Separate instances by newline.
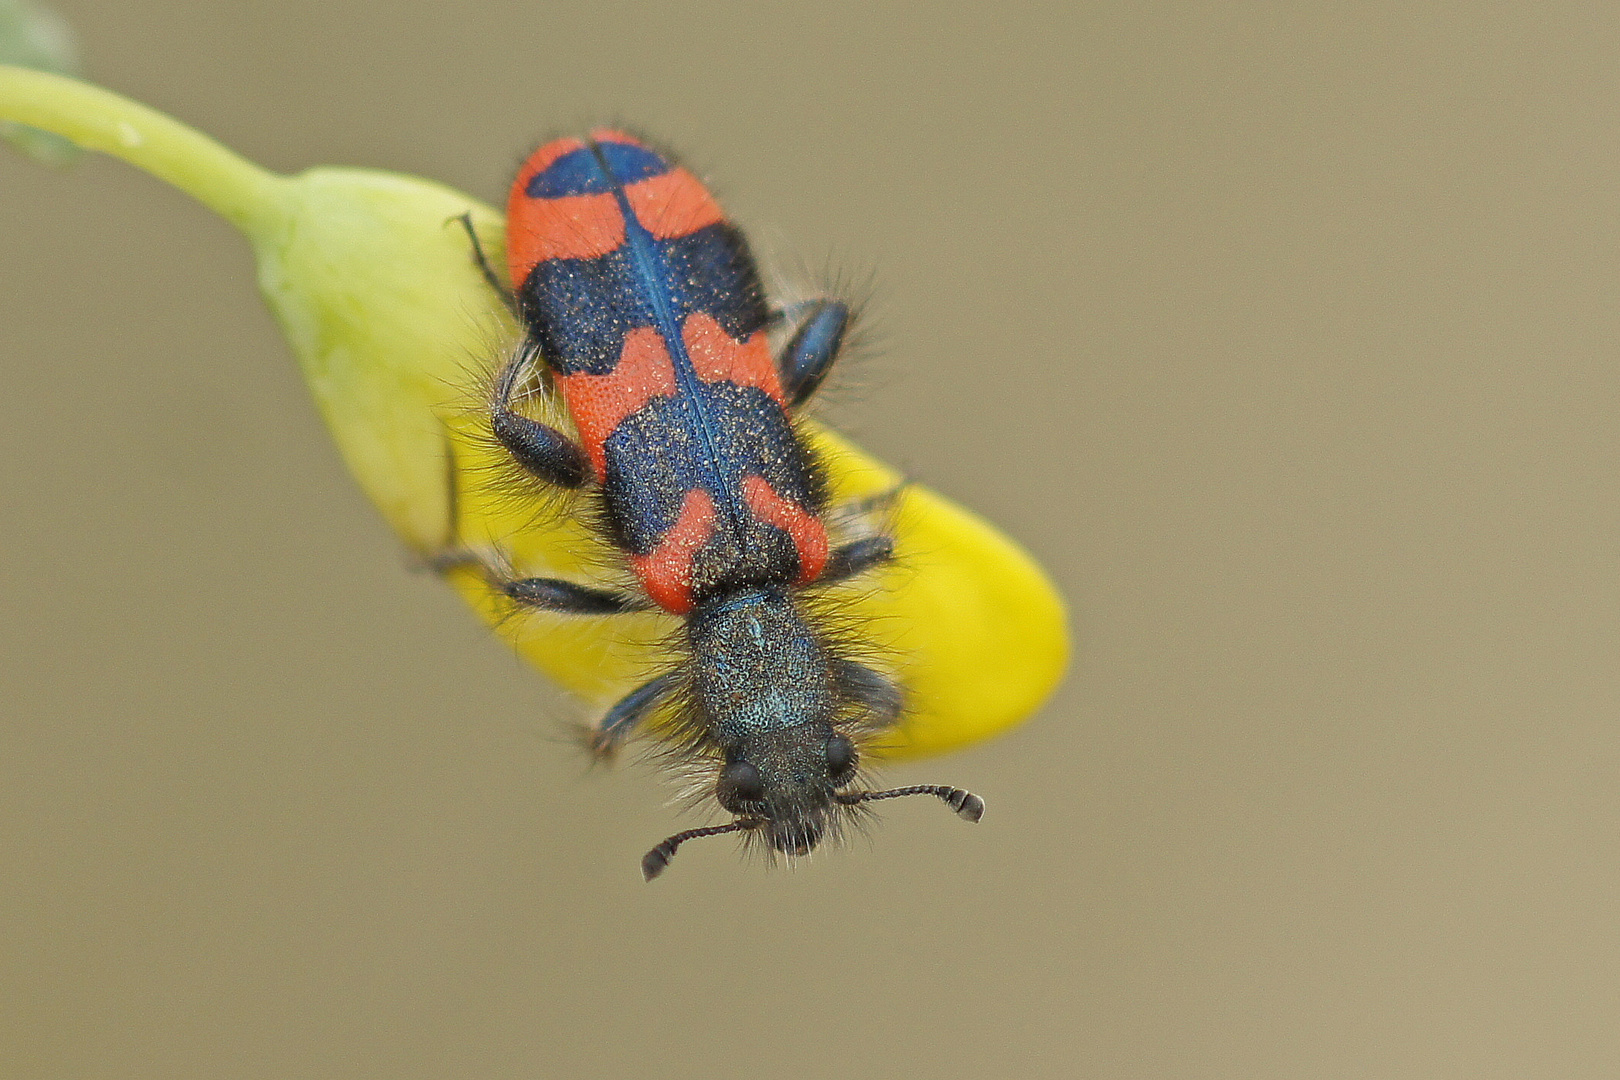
0, 64, 287, 232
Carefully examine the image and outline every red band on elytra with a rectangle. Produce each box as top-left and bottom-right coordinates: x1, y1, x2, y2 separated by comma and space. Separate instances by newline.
681, 312, 784, 403
556, 327, 679, 477
742, 475, 829, 584
625, 168, 726, 241
630, 487, 717, 613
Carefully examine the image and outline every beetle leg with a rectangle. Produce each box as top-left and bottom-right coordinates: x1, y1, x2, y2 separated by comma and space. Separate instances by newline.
451, 211, 520, 318
820, 534, 895, 585
774, 298, 850, 407
497, 576, 652, 614
490, 346, 591, 489
832, 659, 905, 730
589, 672, 682, 757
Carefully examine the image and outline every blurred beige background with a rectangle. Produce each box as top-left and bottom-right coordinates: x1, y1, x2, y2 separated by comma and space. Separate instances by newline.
5, 1, 1620, 1077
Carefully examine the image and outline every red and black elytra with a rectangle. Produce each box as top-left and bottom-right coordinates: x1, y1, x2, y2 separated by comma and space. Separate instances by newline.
456, 129, 982, 879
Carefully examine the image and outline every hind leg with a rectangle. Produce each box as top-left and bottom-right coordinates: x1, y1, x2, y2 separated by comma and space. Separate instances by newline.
774, 298, 851, 407
452, 211, 519, 318
451, 213, 588, 488
490, 345, 591, 489
424, 419, 587, 577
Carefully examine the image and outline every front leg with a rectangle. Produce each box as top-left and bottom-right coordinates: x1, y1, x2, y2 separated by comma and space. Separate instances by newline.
588, 672, 682, 757
832, 659, 904, 730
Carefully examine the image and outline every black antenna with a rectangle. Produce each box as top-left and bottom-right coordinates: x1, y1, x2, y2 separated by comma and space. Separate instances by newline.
641, 820, 757, 881
836, 785, 986, 822
640, 788, 984, 881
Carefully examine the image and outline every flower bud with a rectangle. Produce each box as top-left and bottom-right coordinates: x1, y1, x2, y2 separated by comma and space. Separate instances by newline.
0, 66, 1067, 757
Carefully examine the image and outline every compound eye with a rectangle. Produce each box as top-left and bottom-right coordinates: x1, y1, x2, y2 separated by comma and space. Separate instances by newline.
716, 760, 765, 812
825, 734, 858, 785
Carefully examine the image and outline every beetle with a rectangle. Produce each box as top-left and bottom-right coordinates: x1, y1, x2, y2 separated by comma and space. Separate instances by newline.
451, 129, 981, 879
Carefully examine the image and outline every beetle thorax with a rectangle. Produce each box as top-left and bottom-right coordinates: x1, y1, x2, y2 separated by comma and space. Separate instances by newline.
686, 587, 837, 745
